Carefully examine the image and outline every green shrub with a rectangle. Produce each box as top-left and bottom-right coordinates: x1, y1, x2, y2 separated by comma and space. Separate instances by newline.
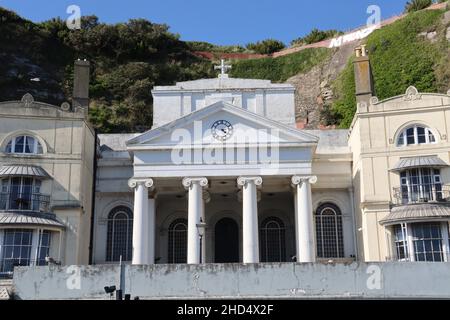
331, 9, 445, 128
230, 48, 331, 82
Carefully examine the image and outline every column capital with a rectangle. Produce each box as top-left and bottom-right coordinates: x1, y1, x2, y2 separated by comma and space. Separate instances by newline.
291, 175, 317, 186
237, 176, 263, 188
182, 177, 208, 189
128, 178, 154, 189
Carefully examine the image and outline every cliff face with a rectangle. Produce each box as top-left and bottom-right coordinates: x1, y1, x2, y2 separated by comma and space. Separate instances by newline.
287, 42, 360, 129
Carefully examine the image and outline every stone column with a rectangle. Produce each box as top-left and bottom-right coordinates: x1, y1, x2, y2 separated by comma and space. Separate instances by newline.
237, 176, 262, 263
292, 176, 317, 263
129, 178, 154, 265
182, 177, 208, 264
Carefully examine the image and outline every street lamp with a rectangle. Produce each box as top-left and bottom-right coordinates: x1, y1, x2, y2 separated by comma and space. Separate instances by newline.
196, 217, 207, 264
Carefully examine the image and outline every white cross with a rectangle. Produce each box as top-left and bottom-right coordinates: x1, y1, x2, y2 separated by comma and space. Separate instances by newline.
214, 59, 232, 77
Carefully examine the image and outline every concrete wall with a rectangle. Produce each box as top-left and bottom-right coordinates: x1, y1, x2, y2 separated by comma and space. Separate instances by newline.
12, 262, 450, 299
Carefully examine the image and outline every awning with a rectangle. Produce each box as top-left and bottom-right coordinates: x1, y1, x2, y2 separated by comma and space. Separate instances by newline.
0, 212, 64, 228
380, 203, 450, 225
0, 165, 50, 179
390, 156, 448, 172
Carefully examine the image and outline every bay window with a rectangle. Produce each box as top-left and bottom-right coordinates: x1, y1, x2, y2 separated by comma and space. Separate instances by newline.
0, 229, 53, 277
399, 168, 442, 204
0, 177, 48, 212
393, 222, 449, 262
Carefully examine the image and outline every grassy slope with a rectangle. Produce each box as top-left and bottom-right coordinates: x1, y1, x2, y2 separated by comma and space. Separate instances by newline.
229, 48, 331, 82
332, 9, 449, 128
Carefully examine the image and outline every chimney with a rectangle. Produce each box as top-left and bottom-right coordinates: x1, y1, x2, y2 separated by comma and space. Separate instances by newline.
72, 59, 90, 109
353, 45, 374, 106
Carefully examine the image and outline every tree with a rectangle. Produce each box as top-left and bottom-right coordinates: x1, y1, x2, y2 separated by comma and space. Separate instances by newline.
404, 0, 433, 13
246, 39, 285, 54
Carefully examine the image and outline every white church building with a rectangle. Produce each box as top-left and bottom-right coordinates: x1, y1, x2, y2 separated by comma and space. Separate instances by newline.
1, 47, 450, 287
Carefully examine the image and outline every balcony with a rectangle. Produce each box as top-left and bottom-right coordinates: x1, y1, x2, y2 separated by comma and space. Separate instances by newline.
0, 193, 50, 212
392, 184, 450, 205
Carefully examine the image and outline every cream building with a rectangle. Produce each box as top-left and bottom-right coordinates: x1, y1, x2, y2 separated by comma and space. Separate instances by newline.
0, 61, 95, 277
1, 48, 450, 280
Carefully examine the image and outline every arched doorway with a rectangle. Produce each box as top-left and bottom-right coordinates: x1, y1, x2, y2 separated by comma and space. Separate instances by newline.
215, 218, 239, 263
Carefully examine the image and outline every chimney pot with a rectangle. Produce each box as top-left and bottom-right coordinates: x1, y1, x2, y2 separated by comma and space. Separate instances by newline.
73, 60, 90, 110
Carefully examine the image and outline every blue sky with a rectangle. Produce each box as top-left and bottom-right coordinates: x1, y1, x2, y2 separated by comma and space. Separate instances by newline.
0, 0, 407, 45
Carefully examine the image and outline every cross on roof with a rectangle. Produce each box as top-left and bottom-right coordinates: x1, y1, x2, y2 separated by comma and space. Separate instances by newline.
214, 59, 232, 78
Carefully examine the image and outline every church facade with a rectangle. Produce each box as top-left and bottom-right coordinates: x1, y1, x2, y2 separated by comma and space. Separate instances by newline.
1, 47, 450, 280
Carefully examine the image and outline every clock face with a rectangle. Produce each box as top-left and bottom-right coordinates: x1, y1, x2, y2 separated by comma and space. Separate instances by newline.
211, 120, 233, 141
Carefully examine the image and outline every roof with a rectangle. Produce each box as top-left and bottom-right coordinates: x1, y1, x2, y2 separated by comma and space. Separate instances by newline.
152, 77, 294, 92
380, 203, 450, 225
307, 130, 350, 154
0, 212, 65, 228
390, 156, 448, 172
0, 165, 50, 179
98, 133, 139, 152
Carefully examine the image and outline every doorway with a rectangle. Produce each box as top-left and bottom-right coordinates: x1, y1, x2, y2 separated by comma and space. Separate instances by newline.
214, 217, 239, 263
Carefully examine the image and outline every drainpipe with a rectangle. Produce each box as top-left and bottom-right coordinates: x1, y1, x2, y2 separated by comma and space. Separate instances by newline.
88, 129, 98, 265
349, 185, 359, 261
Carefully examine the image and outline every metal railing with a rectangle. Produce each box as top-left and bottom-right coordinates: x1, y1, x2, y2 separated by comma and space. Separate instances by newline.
392, 184, 450, 205
0, 259, 48, 279
0, 192, 50, 212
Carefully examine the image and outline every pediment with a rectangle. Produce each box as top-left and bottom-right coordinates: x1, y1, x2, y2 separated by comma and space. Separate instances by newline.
127, 101, 318, 149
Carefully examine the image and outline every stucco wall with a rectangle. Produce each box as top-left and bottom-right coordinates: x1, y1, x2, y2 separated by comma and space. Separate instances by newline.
12, 262, 450, 300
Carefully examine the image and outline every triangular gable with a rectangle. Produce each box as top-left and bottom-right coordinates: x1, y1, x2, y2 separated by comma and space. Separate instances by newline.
127, 101, 318, 147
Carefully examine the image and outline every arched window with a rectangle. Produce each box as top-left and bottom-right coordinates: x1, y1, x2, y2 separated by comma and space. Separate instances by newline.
106, 206, 133, 262
260, 217, 286, 262
168, 218, 187, 263
397, 125, 436, 147
315, 203, 344, 258
5, 135, 43, 154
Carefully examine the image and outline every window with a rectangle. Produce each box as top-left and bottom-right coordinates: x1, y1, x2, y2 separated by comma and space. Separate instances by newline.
397, 125, 436, 146
1, 229, 33, 274
393, 222, 448, 262
394, 224, 408, 261
399, 168, 442, 204
106, 206, 133, 262
5, 135, 43, 154
168, 218, 187, 263
260, 217, 286, 262
37, 231, 51, 266
315, 203, 344, 258
0, 177, 44, 211
412, 223, 445, 262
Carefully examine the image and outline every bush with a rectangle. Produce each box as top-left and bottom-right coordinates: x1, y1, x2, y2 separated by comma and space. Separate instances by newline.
331, 9, 445, 128
246, 39, 286, 54
230, 48, 330, 82
291, 29, 342, 47
404, 0, 433, 13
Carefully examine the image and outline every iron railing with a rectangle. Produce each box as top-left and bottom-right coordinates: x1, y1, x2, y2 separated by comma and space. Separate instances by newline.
0, 192, 50, 212
392, 184, 450, 205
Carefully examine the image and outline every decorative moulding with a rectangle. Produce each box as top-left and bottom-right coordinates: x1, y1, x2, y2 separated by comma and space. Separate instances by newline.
60, 102, 71, 111
404, 86, 422, 101
21, 93, 34, 107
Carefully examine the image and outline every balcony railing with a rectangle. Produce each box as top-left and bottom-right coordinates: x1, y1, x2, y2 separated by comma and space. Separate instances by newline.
0, 192, 50, 212
392, 184, 450, 205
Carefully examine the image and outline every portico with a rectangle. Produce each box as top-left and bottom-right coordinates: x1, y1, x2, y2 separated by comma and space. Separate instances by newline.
128, 174, 317, 265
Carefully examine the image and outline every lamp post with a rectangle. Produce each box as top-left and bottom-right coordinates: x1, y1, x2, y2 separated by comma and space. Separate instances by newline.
196, 217, 207, 264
